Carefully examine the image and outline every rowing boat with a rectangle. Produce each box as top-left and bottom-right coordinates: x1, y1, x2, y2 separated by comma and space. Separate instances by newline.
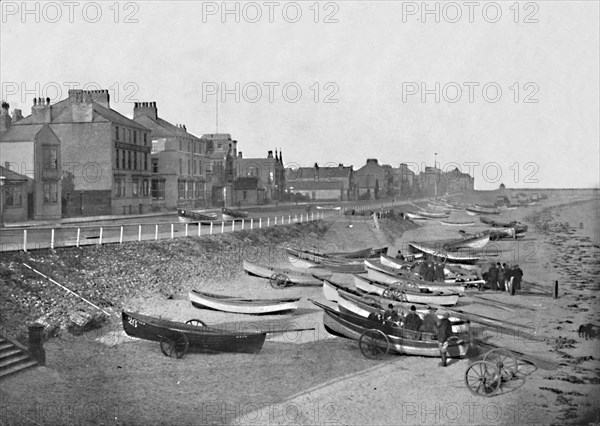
242, 260, 324, 286
440, 220, 475, 227
178, 209, 218, 222
188, 290, 300, 314
404, 212, 429, 221
413, 210, 450, 219
221, 207, 249, 220
122, 311, 267, 356
353, 274, 460, 306
311, 300, 469, 358
379, 255, 483, 285
465, 205, 501, 215
407, 242, 481, 266
285, 248, 367, 273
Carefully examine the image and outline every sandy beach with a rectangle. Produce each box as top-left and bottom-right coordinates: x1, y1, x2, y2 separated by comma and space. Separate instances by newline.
0, 194, 599, 425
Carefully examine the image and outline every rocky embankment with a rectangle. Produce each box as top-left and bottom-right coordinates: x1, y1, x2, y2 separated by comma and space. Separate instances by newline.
0, 220, 334, 343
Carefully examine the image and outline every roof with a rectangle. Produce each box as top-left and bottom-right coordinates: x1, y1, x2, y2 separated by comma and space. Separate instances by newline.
0, 124, 45, 142
233, 177, 264, 190
290, 166, 352, 180
135, 115, 202, 140
0, 165, 30, 182
289, 181, 344, 191
10, 98, 148, 130
201, 133, 232, 140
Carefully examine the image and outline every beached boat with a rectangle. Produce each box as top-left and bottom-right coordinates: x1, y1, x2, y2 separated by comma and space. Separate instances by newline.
336, 290, 469, 333
353, 274, 460, 306
188, 290, 300, 314
242, 260, 324, 286
407, 242, 481, 266
444, 234, 490, 251
364, 260, 467, 295
404, 212, 429, 220
221, 207, 249, 220
316, 205, 341, 211
440, 220, 475, 227
379, 255, 482, 285
312, 300, 469, 358
178, 209, 218, 222
465, 205, 501, 215
122, 311, 267, 357
285, 247, 367, 272
479, 217, 528, 234
413, 210, 450, 219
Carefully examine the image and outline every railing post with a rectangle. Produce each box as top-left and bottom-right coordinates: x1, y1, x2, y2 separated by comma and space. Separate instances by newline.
221, 221, 225, 234
23, 229, 27, 252
275, 216, 278, 225
267, 217, 270, 227
198, 222, 201, 237
231, 220, 235, 232
288, 215, 291, 224
138, 225, 142, 241
98, 227, 103, 245
155, 224, 158, 240
259, 218, 262, 228
242, 219, 245, 230
311, 212, 314, 221
185, 223, 189, 237
51, 229, 55, 249
250, 219, 254, 230
170, 223, 174, 239
210, 222, 213, 235
120, 226, 124, 244
282, 215, 284, 224
76, 228, 80, 247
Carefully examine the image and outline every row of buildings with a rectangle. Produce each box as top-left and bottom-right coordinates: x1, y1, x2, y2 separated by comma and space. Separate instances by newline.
0, 89, 473, 222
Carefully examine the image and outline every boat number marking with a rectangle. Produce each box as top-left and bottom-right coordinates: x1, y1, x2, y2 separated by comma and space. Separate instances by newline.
128, 318, 138, 328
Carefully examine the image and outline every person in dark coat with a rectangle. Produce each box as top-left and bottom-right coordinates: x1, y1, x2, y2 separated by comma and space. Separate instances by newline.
418, 260, 428, 279
488, 263, 499, 290
437, 312, 453, 367
424, 260, 435, 282
383, 303, 400, 324
505, 263, 513, 294
421, 307, 439, 334
497, 262, 505, 291
404, 305, 423, 340
434, 262, 445, 282
501, 263, 509, 291
511, 264, 523, 294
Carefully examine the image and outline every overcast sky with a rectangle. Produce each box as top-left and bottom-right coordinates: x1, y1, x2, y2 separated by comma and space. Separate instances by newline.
1, 1, 598, 189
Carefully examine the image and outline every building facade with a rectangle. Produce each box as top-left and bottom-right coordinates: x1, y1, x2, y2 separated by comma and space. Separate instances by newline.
286, 163, 353, 201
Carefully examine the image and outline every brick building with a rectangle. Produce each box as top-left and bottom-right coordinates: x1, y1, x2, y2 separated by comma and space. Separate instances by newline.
1, 91, 152, 221
133, 102, 209, 211
234, 150, 285, 203
286, 163, 353, 201
354, 159, 387, 199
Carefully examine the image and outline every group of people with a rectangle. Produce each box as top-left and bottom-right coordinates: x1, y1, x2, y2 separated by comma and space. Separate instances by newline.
372, 304, 454, 367
481, 262, 524, 295
417, 259, 446, 282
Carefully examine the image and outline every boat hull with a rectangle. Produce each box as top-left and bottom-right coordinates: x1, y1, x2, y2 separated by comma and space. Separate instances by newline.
188, 290, 299, 315
243, 260, 324, 286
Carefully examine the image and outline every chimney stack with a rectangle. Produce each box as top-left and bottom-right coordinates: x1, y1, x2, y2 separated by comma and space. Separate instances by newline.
0, 101, 11, 132
268, 150, 273, 158
133, 101, 158, 120
31, 96, 52, 123
12, 108, 23, 123
238, 152, 243, 158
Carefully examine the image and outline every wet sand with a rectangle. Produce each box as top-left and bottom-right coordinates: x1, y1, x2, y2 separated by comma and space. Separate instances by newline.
1, 194, 599, 425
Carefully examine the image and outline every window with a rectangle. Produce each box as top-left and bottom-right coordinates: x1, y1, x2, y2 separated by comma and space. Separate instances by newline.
151, 179, 165, 199
217, 143, 222, 149
132, 178, 139, 197
43, 183, 58, 204
143, 179, 149, 197
115, 126, 119, 141
128, 129, 132, 143
144, 153, 148, 171
144, 133, 147, 146
188, 160, 191, 175
243, 191, 247, 200
5, 185, 23, 207
179, 141, 182, 151
196, 182, 203, 199
133, 131, 137, 144
133, 152, 137, 170
122, 151, 126, 169
179, 159, 183, 174
152, 159, 159, 173
178, 181, 185, 199
192, 182, 196, 199
193, 160, 197, 175
128, 151, 132, 169
116, 150, 120, 169
115, 176, 126, 197
43, 147, 58, 169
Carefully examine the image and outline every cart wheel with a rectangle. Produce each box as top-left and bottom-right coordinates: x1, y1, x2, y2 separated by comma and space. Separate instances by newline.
359, 329, 390, 360
270, 273, 291, 289
465, 361, 501, 397
482, 348, 518, 381
159, 332, 189, 359
186, 319, 206, 327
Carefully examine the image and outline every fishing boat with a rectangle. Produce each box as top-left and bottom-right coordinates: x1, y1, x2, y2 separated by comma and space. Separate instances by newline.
121, 311, 267, 357
188, 290, 300, 314
440, 219, 475, 227
363, 259, 467, 295
242, 260, 325, 286
444, 233, 490, 251
407, 242, 481, 266
285, 248, 367, 272
404, 212, 429, 221
414, 210, 450, 219
336, 290, 469, 333
353, 274, 460, 306
379, 255, 483, 285
465, 205, 501, 215
311, 300, 469, 358
221, 207, 249, 220
178, 209, 218, 222
479, 217, 528, 234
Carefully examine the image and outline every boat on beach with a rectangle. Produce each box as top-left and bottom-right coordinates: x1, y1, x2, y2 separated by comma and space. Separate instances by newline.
379, 255, 483, 285
242, 260, 325, 286
440, 219, 475, 227
404, 212, 430, 221
121, 311, 267, 357
188, 290, 300, 314
221, 207, 249, 220
311, 300, 469, 358
178, 209, 218, 222
407, 242, 481, 267
465, 205, 501, 215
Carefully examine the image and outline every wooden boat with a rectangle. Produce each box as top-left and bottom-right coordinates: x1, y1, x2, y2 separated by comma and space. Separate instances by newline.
221, 207, 249, 220
285, 248, 366, 273
379, 255, 482, 285
178, 209, 218, 222
465, 205, 501, 215
242, 260, 324, 286
365, 259, 467, 294
188, 290, 299, 314
479, 217, 528, 234
440, 220, 475, 227
311, 300, 469, 358
316, 205, 341, 211
404, 212, 429, 221
353, 274, 460, 306
407, 242, 481, 266
336, 290, 469, 333
122, 311, 267, 357
443, 234, 490, 251
413, 210, 450, 219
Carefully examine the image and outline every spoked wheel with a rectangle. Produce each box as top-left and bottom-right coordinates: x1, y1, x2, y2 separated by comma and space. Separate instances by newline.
483, 348, 518, 381
186, 319, 207, 327
359, 329, 390, 360
270, 273, 291, 289
465, 361, 501, 397
159, 332, 189, 359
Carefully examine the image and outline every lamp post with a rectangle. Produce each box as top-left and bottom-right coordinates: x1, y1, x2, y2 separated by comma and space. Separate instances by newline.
0, 175, 6, 228
434, 153, 438, 199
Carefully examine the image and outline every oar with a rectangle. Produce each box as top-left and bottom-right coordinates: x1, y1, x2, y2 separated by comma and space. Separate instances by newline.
465, 295, 514, 312
23, 263, 112, 316
266, 327, 316, 334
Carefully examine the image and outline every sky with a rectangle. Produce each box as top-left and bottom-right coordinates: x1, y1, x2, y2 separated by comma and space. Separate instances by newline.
1, 1, 598, 189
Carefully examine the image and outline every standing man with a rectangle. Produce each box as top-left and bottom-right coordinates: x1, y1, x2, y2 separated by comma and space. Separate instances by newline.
505, 263, 513, 294
497, 263, 505, 292
511, 264, 524, 295
437, 312, 453, 367
488, 263, 499, 290
434, 262, 445, 282
422, 307, 439, 334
